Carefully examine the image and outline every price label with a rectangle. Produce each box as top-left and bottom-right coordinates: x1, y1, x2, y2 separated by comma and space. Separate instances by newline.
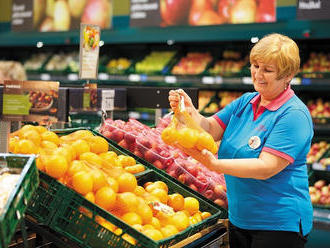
40, 73, 51, 81
98, 73, 109, 80
102, 90, 115, 111
202, 76, 215, 84
67, 73, 79, 81
291, 77, 301, 85
242, 77, 253, 84
215, 76, 223, 84
164, 76, 177, 84
129, 74, 141, 82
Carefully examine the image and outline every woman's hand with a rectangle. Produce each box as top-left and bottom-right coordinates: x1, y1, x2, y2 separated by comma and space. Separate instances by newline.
169, 89, 195, 114
174, 143, 218, 171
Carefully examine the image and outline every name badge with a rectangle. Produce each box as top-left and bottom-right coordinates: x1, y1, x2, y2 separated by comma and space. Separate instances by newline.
248, 136, 261, 149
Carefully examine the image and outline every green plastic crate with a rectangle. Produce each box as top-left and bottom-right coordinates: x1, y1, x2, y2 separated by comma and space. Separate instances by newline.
0, 154, 39, 248
26, 128, 149, 226
45, 169, 226, 248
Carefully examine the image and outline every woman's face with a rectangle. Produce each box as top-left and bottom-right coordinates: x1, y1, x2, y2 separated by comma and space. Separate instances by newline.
251, 60, 288, 101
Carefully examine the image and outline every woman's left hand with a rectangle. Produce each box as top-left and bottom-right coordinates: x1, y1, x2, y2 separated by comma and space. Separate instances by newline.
174, 143, 217, 170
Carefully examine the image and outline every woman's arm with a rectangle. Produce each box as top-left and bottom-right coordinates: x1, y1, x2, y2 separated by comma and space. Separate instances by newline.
178, 146, 290, 180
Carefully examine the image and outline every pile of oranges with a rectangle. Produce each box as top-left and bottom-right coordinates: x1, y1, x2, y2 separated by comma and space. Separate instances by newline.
9, 125, 212, 244
161, 126, 218, 154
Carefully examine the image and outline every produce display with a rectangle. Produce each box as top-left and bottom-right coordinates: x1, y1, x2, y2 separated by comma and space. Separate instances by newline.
302, 52, 330, 76
106, 58, 131, 74
0, 173, 20, 214
100, 118, 228, 209
171, 52, 212, 75
23, 53, 50, 71
9, 125, 217, 244
306, 141, 329, 164
45, 52, 79, 72
198, 91, 216, 112
135, 51, 176, 74
309, 179, 330, 207
307, 99, 330, 124
199, 91, 242, 114
208, 50, 248, 76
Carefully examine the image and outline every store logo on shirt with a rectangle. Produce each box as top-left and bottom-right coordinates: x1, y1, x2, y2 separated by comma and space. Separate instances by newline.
255, 124, 267, 132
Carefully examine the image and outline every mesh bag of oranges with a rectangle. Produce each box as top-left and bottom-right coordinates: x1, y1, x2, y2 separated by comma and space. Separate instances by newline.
161, 96, 218, 154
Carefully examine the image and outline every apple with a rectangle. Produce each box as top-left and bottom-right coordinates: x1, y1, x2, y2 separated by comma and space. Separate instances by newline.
124, 132, 136, 145
178, 174, 186, 184
189, 0, 214, 25
144, 150, 157, 163
185, 164, 199, 177
321, 186, 329, 196
229, 0, 256, 24
203, 189, 215, 199
214, 198, 227, 208
68, 0, 87, 18
196, 174, 208, 184
309, 186, 317, 194
118, 139, 129, 150
153, 160, 166, 170
218, 0, 236, 21
54, 0, 71, 31
194, 9, 224, 25
82, 0, 112, 29
102, 130, 111, 139
109, 129, 124, 143
213, 184, 227, 198
256, 0, 275, 23
319, 195, 328, 205
189, 184, 198, 191
168, 169, 178, 178
160, 0, 192, 26
314, 180, 326, 189
133, 149, 143, 158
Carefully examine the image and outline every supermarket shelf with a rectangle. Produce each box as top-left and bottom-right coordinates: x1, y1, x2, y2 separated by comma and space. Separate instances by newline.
1, 19, 330, 46
27, 73, 330, 91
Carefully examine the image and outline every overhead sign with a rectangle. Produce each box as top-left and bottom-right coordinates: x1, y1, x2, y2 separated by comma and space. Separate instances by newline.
297, 0, 330, 20
130, 0, 276, 27
11, 0, 112, 32
1, 80, 59, 123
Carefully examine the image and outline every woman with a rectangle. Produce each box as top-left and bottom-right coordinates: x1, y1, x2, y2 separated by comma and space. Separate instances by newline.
169, 33, 313, 248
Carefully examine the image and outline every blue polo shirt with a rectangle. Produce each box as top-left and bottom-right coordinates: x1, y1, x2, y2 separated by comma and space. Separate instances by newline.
213, 87, 313, 235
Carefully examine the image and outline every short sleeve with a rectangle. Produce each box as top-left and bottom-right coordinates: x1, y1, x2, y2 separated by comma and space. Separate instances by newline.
262, 109, 313, 163
212, 97, 241, 130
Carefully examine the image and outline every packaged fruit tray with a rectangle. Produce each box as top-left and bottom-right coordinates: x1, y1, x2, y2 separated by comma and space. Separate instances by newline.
308, 170, 330, 209
36, 168, 226, 248
0, 154, 39, 248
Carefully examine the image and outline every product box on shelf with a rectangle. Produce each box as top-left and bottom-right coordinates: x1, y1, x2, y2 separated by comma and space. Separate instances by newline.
0, 154, 39, 248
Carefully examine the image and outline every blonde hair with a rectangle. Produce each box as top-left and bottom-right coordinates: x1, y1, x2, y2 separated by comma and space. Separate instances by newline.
250, 33, 300, 79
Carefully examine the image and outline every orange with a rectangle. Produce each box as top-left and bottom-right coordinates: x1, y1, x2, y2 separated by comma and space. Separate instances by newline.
35, 125, 48, 134
67, 160, 85, 177
189, 216, 198, 225
184, 197, 199, 215
22, 130, 41, 146
36, 156, 45, 171
95, 186, 116, 210
121, 212, 143, 225
41, 131, 60, 145
80, 152, 102, 166
16, 139, 37, 154
54, 147, 72, 163
196, 132, 216, 153
71, 130, 94, 140
45, 154, 68, 179
201, 211, 211, 220
90, 169, 108, 192
170, 212, 189, 231
136, 203, 153, 224
41, 140, 58, 150
99, 151, 117, 168
89, 136, 109, 154
143, 224, 156, 231
156, 211, 172, 227
132, 224, 143, 232
142, 229, 164, 241
117, 173, 137, 192
134, 186, 146, 197
107, 177, 119, 193
161, 127, 178, 145
160, 225, 179, 238
193, 212, 202, 222
152, 181, 168, 193
72, 171, 93, 195
117, 155, 136, 167
9, 137, 19, 153
150, 217, 161, 229
85, 192, 95, 203
71, 139, 90, 157
125, 164, 145, 174
150, 188, 168, 204
168, 193, 184, 211
177, 128, 198, 148
116, 192, 138, 213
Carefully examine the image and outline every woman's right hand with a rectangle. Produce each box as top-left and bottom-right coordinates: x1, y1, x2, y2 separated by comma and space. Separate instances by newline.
168, 89, 195, 113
